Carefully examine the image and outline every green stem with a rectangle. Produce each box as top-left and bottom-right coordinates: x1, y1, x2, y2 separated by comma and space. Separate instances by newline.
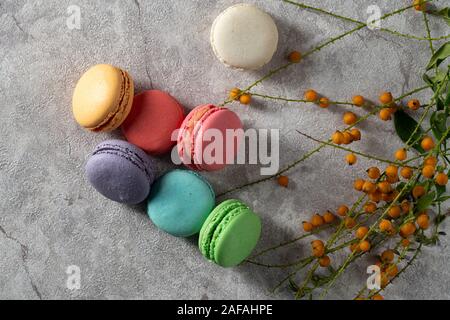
283, 0, 449, 41
249, 92, 356, 107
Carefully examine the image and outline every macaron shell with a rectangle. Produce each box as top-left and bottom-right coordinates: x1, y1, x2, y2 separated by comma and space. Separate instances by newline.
211, 4, 278, 70
122, 90, 184, 155
85, 146, 153, 205
147, 170, 215, 237
72, 64, 134, 131
213, 210, 261, 267
193, 108, 243, 171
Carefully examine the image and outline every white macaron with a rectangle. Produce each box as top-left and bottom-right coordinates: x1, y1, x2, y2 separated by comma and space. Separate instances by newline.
210, 3, 279, 70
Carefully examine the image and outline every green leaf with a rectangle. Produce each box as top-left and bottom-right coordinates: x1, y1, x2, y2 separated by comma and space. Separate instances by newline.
435, 183, 446, 198
394, 110, 425, 153
288, 279, 299, 292
432, 8, 450, 26
430, 110, 447, 140
416, 191, 436, 212
426, 42, 450, 71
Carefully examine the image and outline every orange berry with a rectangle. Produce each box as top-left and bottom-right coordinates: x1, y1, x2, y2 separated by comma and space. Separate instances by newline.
395, 148, 407, 161
400, 167, 413, 179
412, 185, 426, 199
323, 211, 336, 224
288, 51, 302, 63
386, 264, 398, 277
343, 111, 358, 125
379, 219, 393, 232
416, 214, 430, 230
337, 205, 349, 217
319, 97, 330, 108
277, 175, 289, 187
239, 93, 252, 105
387, 105, 398, 114
422, 165, 435, 179
362, 181, 377, 194
346, 153, 357, 165
367, 167, 381, 180
350, 243, 360, 253
349, 128, 361, 141
386, 174, 399, 184
435, 172, 449, 186
407, 99, 420, 110
379, 108, 392, 121
359, 240, 371, 252
304, 89, 318, 102
372, 294, 384, 300
345, 217, 356, 229
421, 136, 435, 151
401, 238, 410, 247
414, 0, 426, 11
352, 95, 365, 107
424, 156, 437, 167
400, 222, 416, 237
311, 214, 325, 227
381, 192, 395, 203
229, 88, 241, 100
381, 250, 395, 263
401, 200, 411, 214
311, 239, 324, 248
319, 255, 331, 267
369, 190, 382, 203
312, 240, 325, 257
379, 92, 393, 105
354, 179, 365, 191
355, 226, 369, 239
332, 131, 344, 145
377, 181, 392, 193
302, 221, 314, 232
342, 131, 353, 145
364, 202, 377, 214
380, 273, 389, 288
385, 165, 398, 178
388, 205, 401, 219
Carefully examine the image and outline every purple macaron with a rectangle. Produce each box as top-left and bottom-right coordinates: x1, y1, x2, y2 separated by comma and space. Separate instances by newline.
85, 140, 156, 204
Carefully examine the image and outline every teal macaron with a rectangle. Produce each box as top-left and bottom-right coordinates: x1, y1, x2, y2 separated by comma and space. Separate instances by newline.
147, 169, 215, 237
199, 199, 262, 267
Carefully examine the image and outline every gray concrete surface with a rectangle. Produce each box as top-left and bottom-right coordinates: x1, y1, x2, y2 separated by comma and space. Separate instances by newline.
0, 0, 449, 300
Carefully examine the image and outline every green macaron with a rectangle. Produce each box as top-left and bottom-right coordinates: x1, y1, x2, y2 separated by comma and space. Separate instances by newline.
199, 199, 262, 267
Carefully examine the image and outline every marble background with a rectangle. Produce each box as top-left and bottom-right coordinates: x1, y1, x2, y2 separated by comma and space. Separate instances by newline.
0, 0, 449, 299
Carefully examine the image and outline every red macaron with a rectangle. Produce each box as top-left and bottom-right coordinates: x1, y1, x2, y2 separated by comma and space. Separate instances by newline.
122, 90, 185, 155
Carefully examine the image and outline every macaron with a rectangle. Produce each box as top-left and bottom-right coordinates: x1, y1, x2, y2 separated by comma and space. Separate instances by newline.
199, 199, 262, 268
85, 140, 155, 204
177, 104, 243, 171
211, 4, 279, 70
122, 90, 185, 155
147, 170, 215, 237
72, 64, 134, 132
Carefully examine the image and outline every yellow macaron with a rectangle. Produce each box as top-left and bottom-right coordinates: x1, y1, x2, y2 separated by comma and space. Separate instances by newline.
72, 64, 134, 132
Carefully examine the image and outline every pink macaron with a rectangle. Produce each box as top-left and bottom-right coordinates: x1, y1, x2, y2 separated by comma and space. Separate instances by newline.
122, 90, 185, 155
177, 104, 243, 171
